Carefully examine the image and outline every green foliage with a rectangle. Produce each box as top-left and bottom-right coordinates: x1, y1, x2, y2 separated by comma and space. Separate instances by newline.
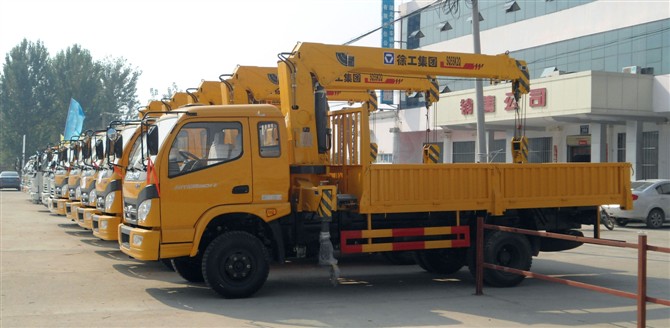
0, 39, 141, 171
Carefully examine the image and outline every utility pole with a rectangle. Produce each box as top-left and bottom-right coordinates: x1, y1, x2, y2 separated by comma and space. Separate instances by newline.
471, 0, 487, 163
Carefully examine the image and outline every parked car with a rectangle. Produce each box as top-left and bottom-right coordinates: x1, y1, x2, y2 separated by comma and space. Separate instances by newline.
0, 171, 21, 191
602, 179, 670, 229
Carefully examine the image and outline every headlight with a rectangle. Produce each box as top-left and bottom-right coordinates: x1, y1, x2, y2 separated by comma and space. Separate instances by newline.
105, 192, 115, 212
137, 199, 152, 223
100, 220, 108, 229
75, 186, 82, 200
89, 190, 97, 204
61, 185, 68, 197
133, 234, 143, 246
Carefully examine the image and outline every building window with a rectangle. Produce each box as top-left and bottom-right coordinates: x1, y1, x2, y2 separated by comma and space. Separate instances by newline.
528, 137, 552, 163
376, 153, 393, 164
489, 139, 507, 163
453, 141, 475, 163
641, 131, 658, 179
617, 133, 626, 162
406, 14, 421, 49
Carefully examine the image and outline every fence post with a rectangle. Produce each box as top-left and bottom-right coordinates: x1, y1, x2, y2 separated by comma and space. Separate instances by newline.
476, 216, 484, 295
637, 233, 647, 328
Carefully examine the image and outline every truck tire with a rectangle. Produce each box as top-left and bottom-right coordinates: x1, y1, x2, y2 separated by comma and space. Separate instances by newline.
161, 259, 175, 271
646, 209, 665, 229
202, 231, 269, 299
381, 251, 416, 265
414, 248, 466, 274
481, 231, 532, 287
172, 256, 204, 282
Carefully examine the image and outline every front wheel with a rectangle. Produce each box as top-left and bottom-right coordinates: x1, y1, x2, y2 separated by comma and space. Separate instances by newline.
202, 231, 270, 299
477, 231, 532, 287
646, 209, 665, 229
172, 256, 204, 282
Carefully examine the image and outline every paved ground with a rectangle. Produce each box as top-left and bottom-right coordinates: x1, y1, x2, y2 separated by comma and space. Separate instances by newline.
1, 189, 669, 327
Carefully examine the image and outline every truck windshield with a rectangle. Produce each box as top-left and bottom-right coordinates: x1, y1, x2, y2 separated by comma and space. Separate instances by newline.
111, 126, 139, 165
127, 116, 178, 171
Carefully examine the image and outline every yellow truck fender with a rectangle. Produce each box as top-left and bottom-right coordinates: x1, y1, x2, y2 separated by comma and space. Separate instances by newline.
190, 202, 292, 257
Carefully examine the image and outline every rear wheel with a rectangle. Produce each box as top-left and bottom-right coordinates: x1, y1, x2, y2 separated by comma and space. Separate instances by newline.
172, 256, 204, 282
646, 209, 665, 229
381, 251, 416, 265
474, 231, 532, 287
414, 248, 466, 274
202, 231, 269, 299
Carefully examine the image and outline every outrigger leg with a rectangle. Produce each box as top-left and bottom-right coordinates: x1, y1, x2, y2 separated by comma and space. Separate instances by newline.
317, 186, 339, 285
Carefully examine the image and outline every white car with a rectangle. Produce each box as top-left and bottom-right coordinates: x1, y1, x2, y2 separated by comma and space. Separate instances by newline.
603, 179, 670, 229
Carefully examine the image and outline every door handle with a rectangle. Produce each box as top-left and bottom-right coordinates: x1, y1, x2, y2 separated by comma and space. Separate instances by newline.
232, 185, 249, 194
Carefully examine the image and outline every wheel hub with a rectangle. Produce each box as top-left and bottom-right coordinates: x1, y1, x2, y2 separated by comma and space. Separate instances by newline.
224, 253, 251, 279
498, 246, 514, 266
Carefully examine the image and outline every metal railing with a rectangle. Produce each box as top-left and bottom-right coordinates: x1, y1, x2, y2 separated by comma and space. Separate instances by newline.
475, 217, 670, 328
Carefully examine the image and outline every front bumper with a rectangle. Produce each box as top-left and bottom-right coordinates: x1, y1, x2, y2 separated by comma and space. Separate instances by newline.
77, 206, 97, 230
50, 198, 68, 216
92, 214, 121, 241
66, 202, 81, 221
118, 224, 160, 261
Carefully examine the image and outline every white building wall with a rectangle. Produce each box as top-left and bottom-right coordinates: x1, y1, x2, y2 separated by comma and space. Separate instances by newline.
420, 0, 670, 54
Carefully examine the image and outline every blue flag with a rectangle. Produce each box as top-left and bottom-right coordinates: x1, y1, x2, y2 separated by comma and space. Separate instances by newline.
63, 98, 85, 140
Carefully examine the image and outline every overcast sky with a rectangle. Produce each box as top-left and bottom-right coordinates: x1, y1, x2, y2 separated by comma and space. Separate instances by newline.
0, 0, 385, 106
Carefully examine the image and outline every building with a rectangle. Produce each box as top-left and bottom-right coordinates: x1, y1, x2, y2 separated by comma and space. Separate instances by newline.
373, 0, 669, 179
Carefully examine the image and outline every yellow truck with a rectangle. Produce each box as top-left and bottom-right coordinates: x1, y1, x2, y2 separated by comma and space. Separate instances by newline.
91, 93, 211, 240
90, 100, 168, 240
65, 135, 89, 222
48, 142, 76, 216
117, 43, 631, 298
90, 122, 141, 240
75, 131, 107, 229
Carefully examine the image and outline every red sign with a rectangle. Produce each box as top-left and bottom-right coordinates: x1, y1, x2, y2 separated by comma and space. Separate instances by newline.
529, 88, 547, 107
460, 98, 473, 115
484, 95, 495, 113
504, 92, 518, 111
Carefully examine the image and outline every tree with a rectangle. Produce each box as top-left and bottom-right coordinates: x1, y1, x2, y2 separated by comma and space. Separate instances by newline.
0, 39, 54, 170
96, 57, 141, 123
50, 44, 102, 134
0, 39, 142, 170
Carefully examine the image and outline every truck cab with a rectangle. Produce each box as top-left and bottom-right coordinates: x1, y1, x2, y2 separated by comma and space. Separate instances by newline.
49, 144, 73, 216
119, 105, 290, 261
76, 131, 106, 229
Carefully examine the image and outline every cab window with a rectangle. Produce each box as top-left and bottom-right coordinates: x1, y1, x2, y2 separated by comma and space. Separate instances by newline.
168, 122, 242, 177
258, 121, 280, 158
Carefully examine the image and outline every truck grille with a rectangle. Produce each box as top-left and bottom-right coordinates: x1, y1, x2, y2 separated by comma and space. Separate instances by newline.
120, 225, 131, 249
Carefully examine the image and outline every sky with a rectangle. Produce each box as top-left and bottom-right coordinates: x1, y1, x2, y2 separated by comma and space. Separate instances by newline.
0, 0, 386, 106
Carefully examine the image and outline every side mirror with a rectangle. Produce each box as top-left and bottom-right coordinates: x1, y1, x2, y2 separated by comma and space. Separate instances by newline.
114, 136, 123, 158
82, 142, 91, 160
59, 150, 68, 162
147, 126, 158, 156
107, 127, 119, 141
95, 140, 104, 160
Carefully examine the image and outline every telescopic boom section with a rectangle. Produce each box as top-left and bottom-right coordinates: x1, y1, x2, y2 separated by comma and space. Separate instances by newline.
226, 65, 282, 104
278, 42, 530, 166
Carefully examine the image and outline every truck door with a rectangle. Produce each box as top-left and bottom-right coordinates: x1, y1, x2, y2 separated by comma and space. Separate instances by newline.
160, 119, 252, 243
249, 118, 289, 205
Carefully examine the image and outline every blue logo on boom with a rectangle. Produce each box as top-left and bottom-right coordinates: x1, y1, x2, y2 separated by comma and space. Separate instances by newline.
384, 52, 394, 65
